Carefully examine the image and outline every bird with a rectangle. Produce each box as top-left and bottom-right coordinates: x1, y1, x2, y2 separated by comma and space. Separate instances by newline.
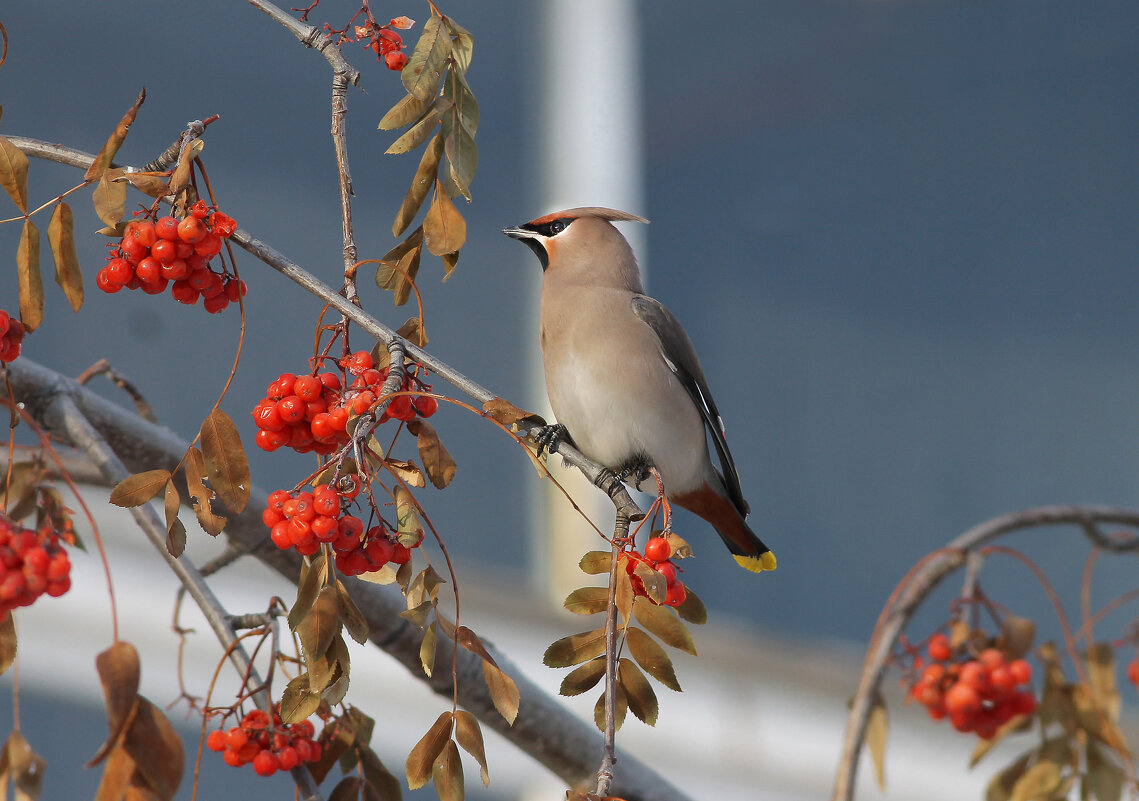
503, 207, 775, 572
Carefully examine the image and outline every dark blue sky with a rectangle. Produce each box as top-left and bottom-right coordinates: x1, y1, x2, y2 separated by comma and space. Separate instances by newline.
1, 0, 1137, 647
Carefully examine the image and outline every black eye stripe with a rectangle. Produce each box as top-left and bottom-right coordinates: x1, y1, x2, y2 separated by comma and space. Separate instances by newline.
522, 217, 575, 238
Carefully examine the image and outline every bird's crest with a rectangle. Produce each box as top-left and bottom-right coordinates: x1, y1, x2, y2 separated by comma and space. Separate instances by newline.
526, 207, 649, 226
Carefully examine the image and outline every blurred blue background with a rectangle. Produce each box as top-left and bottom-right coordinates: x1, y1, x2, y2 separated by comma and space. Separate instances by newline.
0, 1, 1138, 794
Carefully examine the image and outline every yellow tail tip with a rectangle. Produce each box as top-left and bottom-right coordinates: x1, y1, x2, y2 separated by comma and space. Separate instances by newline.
734, 551, 777, 573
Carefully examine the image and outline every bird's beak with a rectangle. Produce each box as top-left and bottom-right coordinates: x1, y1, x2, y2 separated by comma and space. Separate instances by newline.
502, 225, 549, 270
501, 226, 534, 241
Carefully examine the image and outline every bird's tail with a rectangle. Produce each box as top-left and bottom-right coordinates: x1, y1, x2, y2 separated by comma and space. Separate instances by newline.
672, 483, 776, 573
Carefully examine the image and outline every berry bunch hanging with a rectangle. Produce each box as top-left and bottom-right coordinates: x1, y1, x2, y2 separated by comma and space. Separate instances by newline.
97, 200, 244, 313
0, 310, 27, 363
0, 513, 72, 618
206, 709, 322, 777
621, 536, 688, 608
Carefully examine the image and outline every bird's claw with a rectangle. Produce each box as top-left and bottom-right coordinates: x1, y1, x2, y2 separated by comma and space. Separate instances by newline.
533, 423, 570, 459
615, 458, 652, 492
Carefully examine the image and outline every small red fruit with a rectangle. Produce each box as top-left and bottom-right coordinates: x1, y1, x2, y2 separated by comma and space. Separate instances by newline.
385, 51, 409, 70
644, 536, 670, 562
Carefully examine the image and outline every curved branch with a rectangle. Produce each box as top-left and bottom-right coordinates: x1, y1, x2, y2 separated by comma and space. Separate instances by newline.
244, 0, 360, 84
831, 506, 1139, 801
5, 355, 690, 801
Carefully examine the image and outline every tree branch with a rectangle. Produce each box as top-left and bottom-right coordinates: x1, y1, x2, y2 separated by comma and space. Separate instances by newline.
831, 505, 1139, 801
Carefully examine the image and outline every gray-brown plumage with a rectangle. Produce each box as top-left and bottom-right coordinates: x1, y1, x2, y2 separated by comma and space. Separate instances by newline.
504, 207, 775, 572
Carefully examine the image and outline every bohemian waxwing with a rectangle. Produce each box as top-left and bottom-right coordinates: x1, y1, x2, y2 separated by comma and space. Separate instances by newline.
503, 207, 775, 572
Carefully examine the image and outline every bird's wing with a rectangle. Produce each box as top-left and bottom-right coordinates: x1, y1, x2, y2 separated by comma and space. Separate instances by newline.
630, 294, 750, 517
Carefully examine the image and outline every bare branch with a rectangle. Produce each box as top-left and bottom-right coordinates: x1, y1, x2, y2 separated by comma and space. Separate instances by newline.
244, 0, 360, 84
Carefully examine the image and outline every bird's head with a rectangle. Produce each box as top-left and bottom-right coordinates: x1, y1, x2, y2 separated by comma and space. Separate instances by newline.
503, 208, 648, 285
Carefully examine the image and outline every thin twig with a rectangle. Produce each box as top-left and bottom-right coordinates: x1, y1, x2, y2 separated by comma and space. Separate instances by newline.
596, 513, 629, 796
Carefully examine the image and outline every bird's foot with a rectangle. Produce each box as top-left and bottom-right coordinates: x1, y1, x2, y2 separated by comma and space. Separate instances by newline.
532, 423, 570, 459
615, 458, 653, 491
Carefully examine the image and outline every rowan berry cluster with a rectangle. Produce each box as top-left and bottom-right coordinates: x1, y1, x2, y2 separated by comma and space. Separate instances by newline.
263, 484, 417, 575
97, 200, 244, 312
251, 350, 438, 455
622, 536, 687, 607
909, 633, 1036, 739
0, 514, 71, 618
206, 709, 322, 777
351, 16, 412, 70
0, 310, 27, 363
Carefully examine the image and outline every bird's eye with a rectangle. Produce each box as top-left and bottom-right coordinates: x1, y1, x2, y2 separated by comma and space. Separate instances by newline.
549, 220, 566, 234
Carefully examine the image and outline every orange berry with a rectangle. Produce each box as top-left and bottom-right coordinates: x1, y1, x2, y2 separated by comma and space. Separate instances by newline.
927, 633, 951, 662
1008, 659, 1032, 685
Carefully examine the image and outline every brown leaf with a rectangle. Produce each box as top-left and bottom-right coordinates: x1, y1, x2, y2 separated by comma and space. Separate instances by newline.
84, 88, 145, 182
407, 419, 456, 489
396, 316, 428, 348
543, 628, 607, 668
633, 601, 696, 655
674, 586, 708, 625
625, 627, 680, 691
0, 136, 29, 213
92, 168, 127, 228
402, 16, 451, 101
564, 586, 609, 616
182, 447, 225, 536
423, 185, 466, 256
559, 657, 606, 697
379, 92, 431, 131
94, 743, 134, 801
578, 551, 612, 575
109, 470, 171, 508
406, 712, 453, 790
2, 461, 41, 524
481, 397, 545, 428
199, 408, 250, 514
406, 563, 445, 610
47, 202, 83, 313
443, 18, 474, 73
482, 660, 520, 725
440, 249, 460, 281
1009, 758, 1062, 801
632, 560, 667, 605
117, 172, 169, 198
0, 613, 15, 676
88, 642, 141, 767
453, 711, 489, 787
288, 553, 326, 630
2, 730, 45, 801
985, 750, 1032, 801
618, 658, 658, 726
297, 585, 341, 662
996, 615, 1036, 660
359, 747, 403, 801
17, 219, 43, 332
280, 672, 322, 724
432, 739, 464, 801
1086, 743, 1124, 801
386, 458, 426, 488
122, 697, 183, 801
376, 228, 424, 306
162, 480, 184, 557
166, 139, 203, 199
1083, 642, 1121, 723
866, 693, 888, 791
394, 133, 444, 236
593, 685, 627, 733
386, 98, 447, 156
401, 600, 436, 629
394, 485, 424, 547
615, 567, 634, 626
420, 620, 437, 677
335, 579, 371, 644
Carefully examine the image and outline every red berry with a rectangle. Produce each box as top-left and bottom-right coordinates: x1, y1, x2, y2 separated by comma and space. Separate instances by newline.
277, 746, 299, 771
252, 749, 278, 776
927, 633, 951, 662
202, 293, 229, 314
161, 258, 191, 281
207, 730, 228, 752
412, 395, 439, 417
222, 748, 244, 767
277, 396, 306, 424
385, 51, 409, 70
177, 216, 208, 244
944, 682, 981, 717
253, 403, 286, 431
312, 486, 340, 516
1008, 659, 1032, 686
1128, 659, 1139, 687
194, 233, 223, 257
644, 537, 670, 562
129, 220, 158, 247
155, 216, 180, 240
959, 660, 990, 693
294, 374, 322, 402
346, 351, 373, 374
256, 428, 290, 451
106, 257, 135, 285
171, 281, 199, 305
119, 234, 148, 261
151, 238, 178, 263
387, 395, 416, 422
664, 582, 687, 607
96, 268, 123, 293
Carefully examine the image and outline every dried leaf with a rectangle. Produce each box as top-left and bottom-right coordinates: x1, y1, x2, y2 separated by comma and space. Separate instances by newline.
674, 586, 708, 625
0, 136, 29, 213
47, 202, 83, 312
322, 666, 351, 707
357, 563, 400, 586
1084, 642, 1121, 723
94, 743, 134, 801
376, 228, 424, 305
118, 172, 169, 198
1086, 743, 1124, 801
162, 480, 185, 557
633, 601, 696, 655
167, 138, 203, 199
453, 711, 489, 786
481, 397, 544, 428
17, 219, 43, 332
396, 316, 428, 348
92, 168, 127, 228
298, 585, 341, 662
0, 613, 15, 676
183, 447, 226, 537
288, 553, 326, 631
335, 580, 370, 644
199, 408, 250, 514
121, 697, 183, 801
401, 600, 436, 629
579, 551, 612, 575
386, 458, 426, 488
593, 685, 627, 733
407, 420, 456, 489
423, 185, 466, 256
432, 739, 464, 801
394, 485, 424, 547
394, 133, 444, 236
407, 564, 446, 609
560, 657, 606, 697
385, 98, 447, 156
632, 560, 667, 605
482, 660, 520, 725
985, 751, 1032, 801
1009, 758, 1062, 801
615, 567, 633, 625
543, 628, 608, 668
420, 620, 437, 677
406, 712, 453, 790
618, 658, 658, 726
109, 469, 171, 508
359, 747, 403, 801
564, 586, 610, 616
88, 641, 141, 767
84, 89, 145, 182
866, 693, 888, 791
379, 92, 432, 131
440, 249, 460, 281
402, 16, 451, 101
2, 461, 41, 523
2, 730, 45, 801
996, 615, 1036, 660
280, 672, 322, 724
443, 17, 474, 73
625, 627, 680, 691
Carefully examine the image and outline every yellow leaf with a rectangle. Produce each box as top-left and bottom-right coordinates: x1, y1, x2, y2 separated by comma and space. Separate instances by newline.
866, 693, 888, 790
